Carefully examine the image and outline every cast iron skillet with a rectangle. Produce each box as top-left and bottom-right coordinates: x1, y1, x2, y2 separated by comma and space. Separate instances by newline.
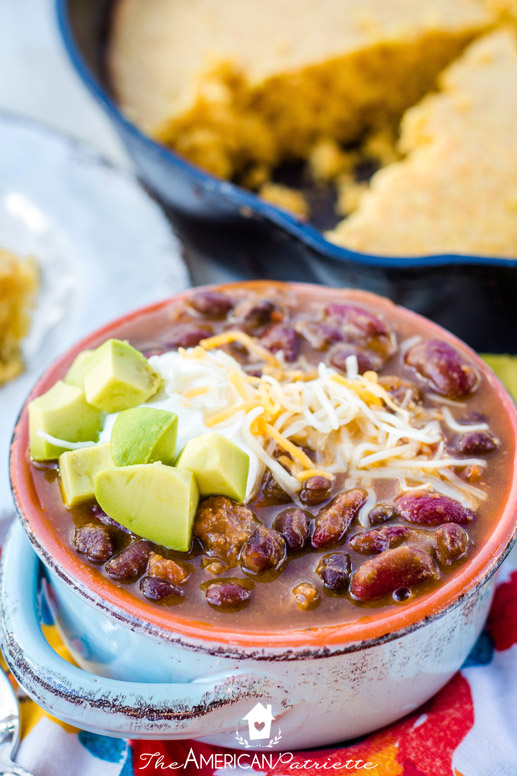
56, 0, 517, 352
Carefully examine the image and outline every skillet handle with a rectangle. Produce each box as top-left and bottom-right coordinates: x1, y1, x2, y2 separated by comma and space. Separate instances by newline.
0, 523, 281, 740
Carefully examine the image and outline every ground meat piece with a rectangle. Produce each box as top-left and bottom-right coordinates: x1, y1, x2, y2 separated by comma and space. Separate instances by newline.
260, 324, 298, 361
194, 496, 260, 567
292, 582, 320, 610
240, 526, 286, 573
73, 523, 114, 563
148, 552, 189, 584
312, 488, 368, 548
105, 540, 152, 582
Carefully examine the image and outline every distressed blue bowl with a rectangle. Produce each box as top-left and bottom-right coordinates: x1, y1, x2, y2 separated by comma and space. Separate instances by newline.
56, 0, 517, 352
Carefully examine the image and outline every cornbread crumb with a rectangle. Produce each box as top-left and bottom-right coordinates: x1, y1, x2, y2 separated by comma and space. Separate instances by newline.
258, 183, 309, 219
328, 30, 517, 258
0, 249, 39, 385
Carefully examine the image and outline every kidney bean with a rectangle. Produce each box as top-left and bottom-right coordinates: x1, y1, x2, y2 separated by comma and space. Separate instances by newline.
350, 525, 411, 555
435, 523, 469, 565
300, 475, 333, 506
73, 523, 114, 563
351, 545, 439, 601
329, 345, 382, 374
312, 488, 368, 549
105, 540, 152, 582
194, 496, 260, 567
91, 503, 131, 533
292, 582, 320, 610
379, 376, 423, 407
148, 552, 189, 584
456, 431, 498, 455
324, 303, 395, 360
205, 581, 251, 608
189, 290, 233, 317
405, 339, 478, 398
316, 552, 351, 592
393, 587, 411, 602
166, 325, 213, 349
233, 299, 278, 331
240, 525, 286, 573
273, 508, 311, 550
395, 491, 475, 526
368, 502, 399, 526
260, 324, 299, 362
295, 320, 343, 350
140, 576, 184, 602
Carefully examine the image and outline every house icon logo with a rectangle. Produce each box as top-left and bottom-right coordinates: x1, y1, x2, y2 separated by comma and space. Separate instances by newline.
235, 702, 282, 748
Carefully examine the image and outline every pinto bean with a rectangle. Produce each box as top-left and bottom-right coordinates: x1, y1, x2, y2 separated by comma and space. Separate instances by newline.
316, 552, 351, 592
205, 581, 251, 608
456, 431, 498, 455
189, 290, 233, 317
140, 576, 184, 602
311, 488, 368, 549
73, 523, 114, 563
329, 345, 382, 374
292, 582, 320, 610
194, 496, 259, 567
105, 540, 152, 582
379, 376, 423, 407
395, 491, 475, 526
295, 320, 343, 350
300, 475, 333, 506
435, 524, 469, 565
166, 325, 213, 349
273, 508, 311, 550
240, 526, 286, 573
368, 502, 399, 526
260, 324, 298, 362
148, 552, 189, 584
405, 339, 478, 398
351, 546, 439, 601
349, 525, 411, 555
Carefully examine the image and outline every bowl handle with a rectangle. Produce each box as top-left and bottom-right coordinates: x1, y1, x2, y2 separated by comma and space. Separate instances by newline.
0, 523, 286, 739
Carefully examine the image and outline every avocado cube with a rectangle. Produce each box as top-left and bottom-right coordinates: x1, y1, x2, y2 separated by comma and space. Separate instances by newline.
94, 463, 199, 551
29, 381, 104, 461
176, 432, 249, 502
111, 407, 178, 466
59, 442, 114, 506
63, 349, 94, 389
83, 339, 163, 413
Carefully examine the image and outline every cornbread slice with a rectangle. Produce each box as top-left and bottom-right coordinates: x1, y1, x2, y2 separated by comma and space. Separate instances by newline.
483, 0, 517, 23
110, 0, 492, 181
329, 30, 517, 258
0, 249, 38, 385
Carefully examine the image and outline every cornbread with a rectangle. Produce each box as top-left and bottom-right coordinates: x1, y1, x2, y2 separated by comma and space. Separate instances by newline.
110, 0, 491, 183
329, 30, 517, 258
0, 249, 38, 385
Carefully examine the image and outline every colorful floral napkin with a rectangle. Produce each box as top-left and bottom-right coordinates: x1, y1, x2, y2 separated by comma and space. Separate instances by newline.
2, 356, 517, 776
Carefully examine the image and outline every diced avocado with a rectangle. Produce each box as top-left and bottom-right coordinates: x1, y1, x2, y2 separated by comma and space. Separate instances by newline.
29, 381, 104, 461
83, 339, 163, 413
94, 463, 199, 551
59, 442, 114, 506
176, 431, 249, 502
482, 354, 517, 401
111, 407, 178, 466
63, 349, 95, 388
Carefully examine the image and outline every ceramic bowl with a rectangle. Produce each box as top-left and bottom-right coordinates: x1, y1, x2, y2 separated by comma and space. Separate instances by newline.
3, 283, 517, 749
